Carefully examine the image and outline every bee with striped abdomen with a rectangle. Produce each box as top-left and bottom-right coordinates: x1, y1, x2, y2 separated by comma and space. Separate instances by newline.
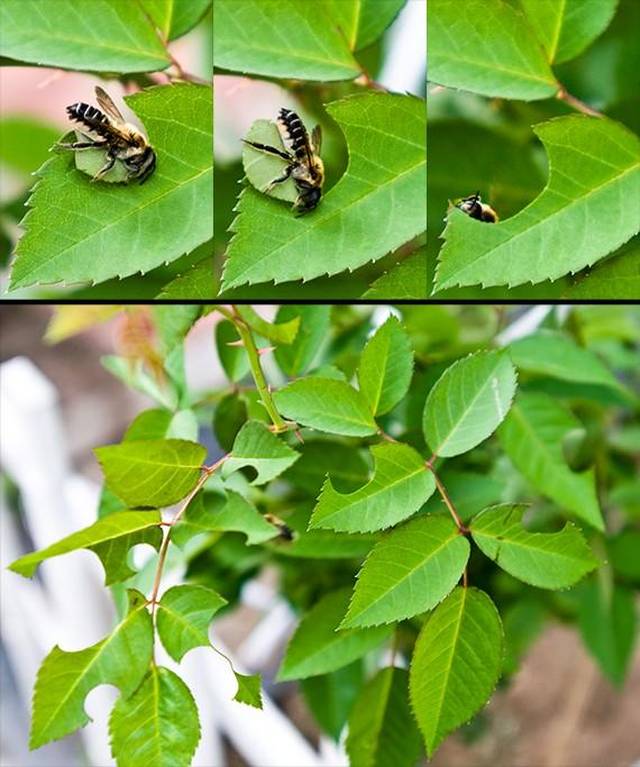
58, 86, 156, 184
243, 108, 324, 214
451, 192, 498, 223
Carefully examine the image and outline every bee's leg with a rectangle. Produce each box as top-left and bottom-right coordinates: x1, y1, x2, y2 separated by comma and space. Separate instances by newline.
242, 139, 291, 161
56, 140, 109, 151
91, 152, 116, 182
264, 164, 293, 192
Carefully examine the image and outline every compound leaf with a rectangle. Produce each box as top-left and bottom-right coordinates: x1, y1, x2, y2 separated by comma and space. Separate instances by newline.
423, 350, 517, 457
517, 0, 618, 64
95, 438, 206, 508
435, 116, 640, 291
221, 93, 426, 290
0, 0, 169, 72
214, 0, 360, 81
221, 420, 300, 485
409, 587, 503, 757
429, 0, 557, 100
340, 516, 469, 628
156, 584, 227, 662
497, 392, 605, 531
346, 667, 422, 767
31, 590, 152, 749
274, 378, 378, 437
9, 511, 162, 585
357, 316, 414, 416
278, 588, 393, 681
109, 665, 200, 767
10, 84, 213, 291
310, 442, 434, 533
470, 505, 598, 589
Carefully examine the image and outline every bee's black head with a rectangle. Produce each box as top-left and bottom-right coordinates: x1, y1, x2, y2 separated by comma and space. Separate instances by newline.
293, 186, 321, 214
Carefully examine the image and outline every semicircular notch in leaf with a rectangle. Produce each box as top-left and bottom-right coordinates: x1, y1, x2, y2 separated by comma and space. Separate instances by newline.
470, 504, 599, 589
409, 587, 503, 757
428, 0, 558, 100
309, 442, 434, 533
435, 116, 640, 291
221, 92, 426, 290
0, 0, 169, 73
423, 350, 517, 458
9, 84, 213, 291
221, 420, 300, 486
214, 0, 360, 81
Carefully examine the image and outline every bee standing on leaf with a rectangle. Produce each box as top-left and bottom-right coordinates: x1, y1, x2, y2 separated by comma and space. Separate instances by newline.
449, 192, 498, 223
58, 86, 156, 184
243, 108, 324, 215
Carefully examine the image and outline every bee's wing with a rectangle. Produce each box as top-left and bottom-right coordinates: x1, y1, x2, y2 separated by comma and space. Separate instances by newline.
311, 125, 322, 155
95, 86, 126, 125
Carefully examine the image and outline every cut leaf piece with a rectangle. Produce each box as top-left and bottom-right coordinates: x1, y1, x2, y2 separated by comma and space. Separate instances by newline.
109, 665, 200, 767
10, 84, 213, 290
222, 93, 426, 290
233, 673, 263, 709
409, 587, 503, 757
9, 511, 162, 585
172, 491, 278, 547
423, 350, 517, 457
435, 117, 640, 291
470, 505, 598, 589
357, 316, 414, 416
497, 392, 604, 531
0, 0, 169, 72
278, 588, 393, 681
31, 590, 152, 749
274, 378, 378, 437
310, 442, 434, 533
95, 438, 206, 509
346, 667, 422, 767
214, 0, 360, 81
222, 421, 299, 485
429, 0, 557, 100
340, 516, 469, 628
156, 584, 227, 662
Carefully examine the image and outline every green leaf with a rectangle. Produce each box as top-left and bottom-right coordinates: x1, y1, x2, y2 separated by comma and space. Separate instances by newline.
352, 0, 407, 50
10, 84, 213, 290
157, 257, 217, 299
435, 116, 640, 291
215, 320, 250, 382
221, 93, 426, 290
310, 442, 434, 533
109, 665, 200, 767
422, 350, 517, 457
30, 590, 152, 749
234, 305, 300, 344
340, 516, 469, 629
509, 330, 627, 394
101, 355, 178, 411
222, 421, 300, 485
214, 0, 360, 81
517, 0, 618, 64
346, 667, 422, 767
156, 584, 227, 662
124, 408, 198, 442
470, 505, 598, 589
409, 587, 503, 757
608, 529, 640, 582
565, 240, 640, 300
283, 439, 371, 495
274, 378, 378, 437
578, 578, 637, 686
0, 0, 169, 72
274, 305, 331, 376
172, 491, 277, 547
233, 672, 263, 709
95, 438, 206, 508
169, 0, 211, 39
497, 392, 604, 531
303, 663, 363, 742
278, 588, 393, 681
429, 0, 557, 100
357, 316, 414, 416
363, 250, 428, 300
9, 511, 162, 585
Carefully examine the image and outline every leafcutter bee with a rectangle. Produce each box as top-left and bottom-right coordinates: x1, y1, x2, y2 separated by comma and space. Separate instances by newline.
451, 192, 498, 223
59, 86, 156, 183
264, 514, 294, 542
243, 108, 324, 214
